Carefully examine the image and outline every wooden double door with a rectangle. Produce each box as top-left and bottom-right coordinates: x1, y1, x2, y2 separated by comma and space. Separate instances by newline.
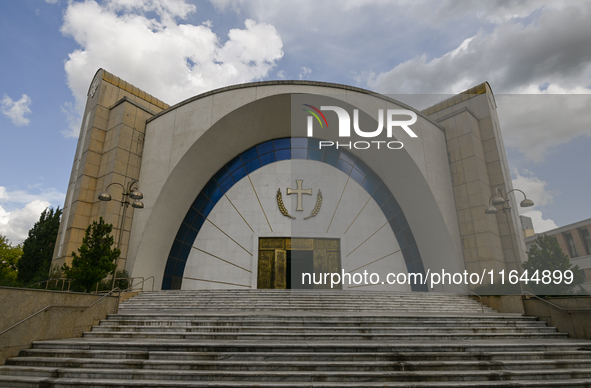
257, 238, 341, 289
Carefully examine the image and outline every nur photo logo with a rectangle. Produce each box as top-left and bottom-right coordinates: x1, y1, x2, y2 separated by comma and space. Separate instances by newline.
302, 104, 418, 150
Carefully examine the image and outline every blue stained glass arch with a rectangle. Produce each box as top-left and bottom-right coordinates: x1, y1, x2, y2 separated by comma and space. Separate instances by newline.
162, 138, 426, 291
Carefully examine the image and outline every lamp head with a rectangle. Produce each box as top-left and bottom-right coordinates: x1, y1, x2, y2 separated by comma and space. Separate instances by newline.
485, 206, 498, 215
520, 198, 534, 208
491, 195, 506, 206
98, 192, 112, 201
132, 200, 144, 209
130, 190, 144, 200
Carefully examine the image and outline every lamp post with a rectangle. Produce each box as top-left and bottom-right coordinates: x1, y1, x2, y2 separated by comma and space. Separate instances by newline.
485, 187, 534, 291
98, 179, 144, 289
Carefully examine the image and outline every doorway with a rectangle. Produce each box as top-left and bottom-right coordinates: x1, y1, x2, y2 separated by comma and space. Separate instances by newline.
257, 238, 341, 289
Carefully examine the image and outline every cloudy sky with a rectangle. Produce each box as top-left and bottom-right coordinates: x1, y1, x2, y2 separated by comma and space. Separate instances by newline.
1, 0, 590, 243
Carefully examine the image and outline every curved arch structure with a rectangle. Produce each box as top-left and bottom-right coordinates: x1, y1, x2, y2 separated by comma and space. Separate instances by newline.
163, 137, 425, 290
126, 82, 466, 290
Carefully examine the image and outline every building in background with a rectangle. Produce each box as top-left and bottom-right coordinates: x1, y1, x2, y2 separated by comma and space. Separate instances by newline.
520, 215, 535, 238
525, 218, 591, 292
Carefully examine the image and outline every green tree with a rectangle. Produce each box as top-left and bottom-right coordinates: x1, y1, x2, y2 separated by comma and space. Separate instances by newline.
522, 234, 584, 295
0, 234, 23, 285
17, 207, 62, 285
62, 217, 120, 292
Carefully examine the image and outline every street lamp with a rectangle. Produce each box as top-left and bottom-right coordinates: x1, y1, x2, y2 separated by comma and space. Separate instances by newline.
485, 187, 534, 215
484, 187, 534, 290
98, 179, 144, 289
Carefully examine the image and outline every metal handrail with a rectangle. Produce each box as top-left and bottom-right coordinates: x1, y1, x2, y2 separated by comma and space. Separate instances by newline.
94, 276, 155, 293
0, 288, 121, 337
459, 285, 485, 313
442, 282, 485, 313
25, 278, 73, 291
128, 276, 154, 292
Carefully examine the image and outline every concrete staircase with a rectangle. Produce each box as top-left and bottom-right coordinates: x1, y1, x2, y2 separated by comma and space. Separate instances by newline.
2, 289, 591, 387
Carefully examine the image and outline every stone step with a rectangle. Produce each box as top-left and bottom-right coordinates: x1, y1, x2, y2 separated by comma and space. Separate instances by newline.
90, 325, 558, 334
118, 305, 493, 312
18, 348, 591, 362
106, 313, 532, 321
82, 329, 569, 340
121, 296, 484, 301
121, 293, 488, 302
31, 339, 591, 353
4, 375, 591, 388
8, 356, 591, 372
118, 304, 490, 310
99, 319, 548, 327
129, 290, 464, 295
123, 296, 483, 301
122, 297, 483, 304
123, 301, 484, 306
120, 300, 488, 305
2, 365, 591, 382
2, 290, 588, 387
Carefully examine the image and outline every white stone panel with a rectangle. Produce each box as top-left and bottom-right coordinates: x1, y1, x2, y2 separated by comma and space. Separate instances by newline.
182, 159, 409, 291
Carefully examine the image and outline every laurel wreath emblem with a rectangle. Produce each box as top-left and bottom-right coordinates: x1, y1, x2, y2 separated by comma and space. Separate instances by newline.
276, 189, 296, 219
304, 190, 322, 220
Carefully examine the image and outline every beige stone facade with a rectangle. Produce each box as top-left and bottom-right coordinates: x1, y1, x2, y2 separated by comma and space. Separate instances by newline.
51, 69, 169, 273
423, 83, 527, 282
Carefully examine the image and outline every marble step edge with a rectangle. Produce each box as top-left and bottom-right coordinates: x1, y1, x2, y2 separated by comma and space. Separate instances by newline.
2, 365, 591, 381
8, 356, 591, 370
2, 375, 591, 388
19, 349, 591, 361
88, 327, 559, 334
106, 313, 529, 319
81, 332, 569, 339
97, 322, 549, 329
32, 340, 591, 352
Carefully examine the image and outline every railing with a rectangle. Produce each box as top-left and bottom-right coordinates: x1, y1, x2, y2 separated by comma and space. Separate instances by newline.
457, 285, 485, 313
441, 282, 485, 313
25, 278, 73, 291
94, 276, 155, 293
0, 288, 121, 337
129, 276, 154, 292
26, 276, 154, 294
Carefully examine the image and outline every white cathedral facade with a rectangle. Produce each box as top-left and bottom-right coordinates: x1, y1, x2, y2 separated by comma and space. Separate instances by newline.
51, 69, 525, 292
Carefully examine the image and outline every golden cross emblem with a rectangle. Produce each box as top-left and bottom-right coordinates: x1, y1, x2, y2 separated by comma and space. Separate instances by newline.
287, 180, 312, 211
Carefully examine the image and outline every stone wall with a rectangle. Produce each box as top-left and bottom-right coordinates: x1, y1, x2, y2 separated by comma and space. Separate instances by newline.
477, 294, 591, 339
0, 287, 119, 364
523, 296, 591, 339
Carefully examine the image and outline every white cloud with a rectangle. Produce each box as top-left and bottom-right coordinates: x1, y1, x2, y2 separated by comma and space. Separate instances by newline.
1, 94, 32, 126
0, 186, 65, 244
511, 170, 557, 233
0, 201, 51, 244
61, 101, 81, 138
367, 2, 591, 95
0, 187, 65, 206
497, 94, 591, 162
512, 169, 555, 208
60, 0, 283, 137
360, 2, 591, 163
45, 0, 59, 4
299, 66, 312, 80
520, 210, 558, 234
